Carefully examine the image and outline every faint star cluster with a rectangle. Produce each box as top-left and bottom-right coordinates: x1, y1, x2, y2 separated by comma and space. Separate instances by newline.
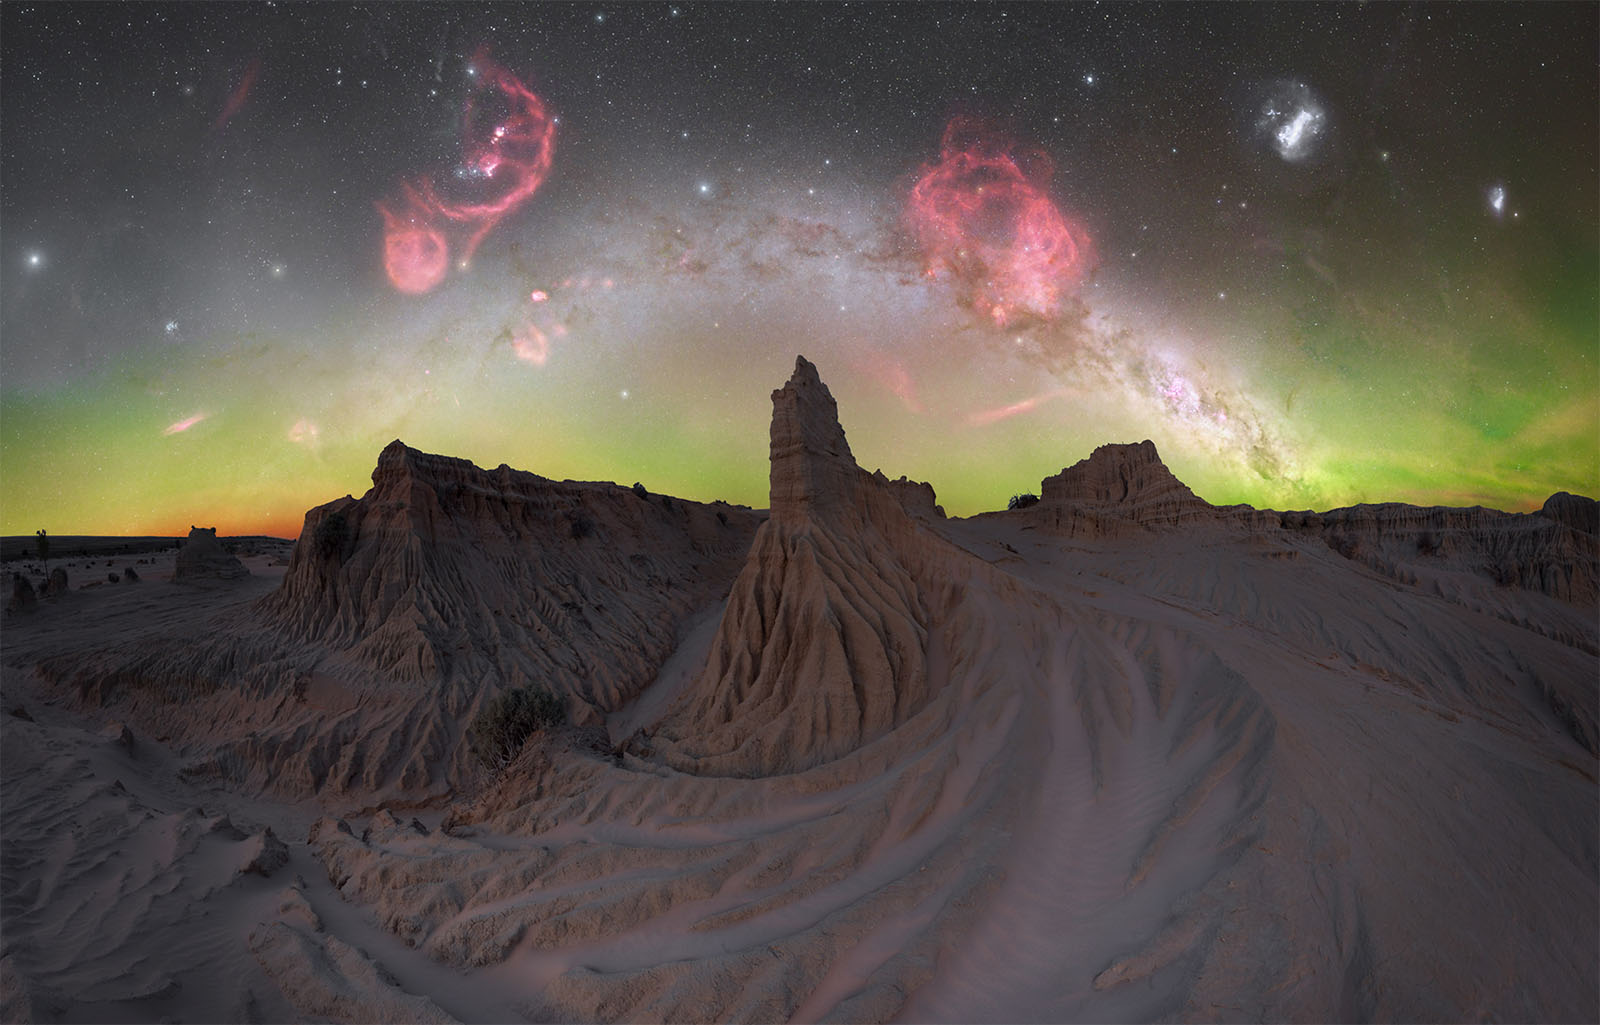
1257, 82, 1326, 162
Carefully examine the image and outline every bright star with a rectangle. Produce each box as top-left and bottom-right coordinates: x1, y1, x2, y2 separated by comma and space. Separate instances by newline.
25, 252, 42, 268
698, 182, 711, 196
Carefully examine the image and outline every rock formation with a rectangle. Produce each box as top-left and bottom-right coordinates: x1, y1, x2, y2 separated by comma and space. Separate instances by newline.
175, 526, 249, 581
38, 442, 761, 800
1036, 439, 1218, 534
5, 355, 1596, 1024
7, 573, 36, 613
1538, 490, 1600, 536
41, 567, 68, 597
648, 356, 955, 775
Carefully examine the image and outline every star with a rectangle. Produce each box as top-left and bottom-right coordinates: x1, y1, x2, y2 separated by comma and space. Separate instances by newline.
25, 252, 42, 269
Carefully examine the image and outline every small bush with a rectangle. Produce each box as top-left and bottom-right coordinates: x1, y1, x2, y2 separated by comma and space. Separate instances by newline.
469, 686, 566, 770
1008, 493, 1040, 510
632, 482, 648, 499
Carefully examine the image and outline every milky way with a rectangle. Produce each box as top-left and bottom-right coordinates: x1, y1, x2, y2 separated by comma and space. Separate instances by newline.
0, 3, 1594, 536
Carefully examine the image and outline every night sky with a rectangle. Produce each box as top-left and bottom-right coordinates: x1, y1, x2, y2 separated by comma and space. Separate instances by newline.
3, 2, 1596, 537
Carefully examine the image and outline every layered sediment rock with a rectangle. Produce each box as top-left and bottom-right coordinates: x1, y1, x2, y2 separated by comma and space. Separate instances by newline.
1283, 500, 1599, 607
260, 441, 758, 718
1038, 439, 1217, 533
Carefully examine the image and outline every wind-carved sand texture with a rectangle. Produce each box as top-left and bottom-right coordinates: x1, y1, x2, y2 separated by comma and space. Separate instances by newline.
2, 356, 1596, 1023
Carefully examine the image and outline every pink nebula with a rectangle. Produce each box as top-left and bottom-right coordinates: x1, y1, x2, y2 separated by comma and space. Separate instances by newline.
907, 118, 1090, 326
162, 413, 208, 436
378, 186, 450, 294
967, 389, 1067, 426
215, 58, 260, 130
378, 50, 556, 294
512, 323, 549, 365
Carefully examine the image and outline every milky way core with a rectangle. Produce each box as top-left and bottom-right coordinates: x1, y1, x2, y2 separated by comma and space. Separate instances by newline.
907, 118, 1091, 327
378, 53, 555, 293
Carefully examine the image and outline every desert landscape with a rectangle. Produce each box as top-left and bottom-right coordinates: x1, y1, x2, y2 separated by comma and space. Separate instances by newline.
1, 355, 1595, 1023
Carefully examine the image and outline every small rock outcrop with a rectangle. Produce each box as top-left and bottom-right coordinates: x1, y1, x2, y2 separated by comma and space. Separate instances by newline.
175, 527, 249, 581
1035, 440, 1216, 536
41, 568, 68, 597
1538, 491, 1600, 537
7, 573, 36, 613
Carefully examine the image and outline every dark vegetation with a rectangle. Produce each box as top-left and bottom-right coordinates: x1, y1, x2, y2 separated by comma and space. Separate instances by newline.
1008, 493, 1040, 510
469, 685, 567, 770
314, 511, 349, 561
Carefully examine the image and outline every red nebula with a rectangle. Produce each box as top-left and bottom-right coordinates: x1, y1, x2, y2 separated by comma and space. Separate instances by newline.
378, 187, 449, 294
378, 50, 556, 293
215, 58, 260, 130
907, 118, 1090, 326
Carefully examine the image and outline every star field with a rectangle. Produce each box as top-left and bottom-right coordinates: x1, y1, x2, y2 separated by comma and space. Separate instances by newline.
2, 2, 1595, 536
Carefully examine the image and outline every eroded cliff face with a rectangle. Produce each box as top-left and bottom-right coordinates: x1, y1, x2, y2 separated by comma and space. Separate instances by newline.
38, 443, 761, 800
1283, 500, 1599, 608
1027, 437, 1598, 609
262, 440, 757, 715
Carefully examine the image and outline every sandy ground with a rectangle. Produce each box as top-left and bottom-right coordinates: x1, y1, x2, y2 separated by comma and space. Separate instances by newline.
3, 522, 1593, 1023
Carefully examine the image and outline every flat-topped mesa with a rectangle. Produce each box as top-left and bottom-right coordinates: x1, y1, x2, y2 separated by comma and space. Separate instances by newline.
1037, 440, 1216, 534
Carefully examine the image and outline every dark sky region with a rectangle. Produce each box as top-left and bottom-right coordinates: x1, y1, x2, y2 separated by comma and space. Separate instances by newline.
2, 2, 1595, 536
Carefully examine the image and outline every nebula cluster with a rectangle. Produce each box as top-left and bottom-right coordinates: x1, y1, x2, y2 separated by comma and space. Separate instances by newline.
378, 52, 556, 295
907, 118, 1092, 327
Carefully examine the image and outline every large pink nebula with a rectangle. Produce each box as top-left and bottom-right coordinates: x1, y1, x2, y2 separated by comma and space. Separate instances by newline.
378, 51, 556, 294
379, 185, 450, 295
907, 118, 1090, 326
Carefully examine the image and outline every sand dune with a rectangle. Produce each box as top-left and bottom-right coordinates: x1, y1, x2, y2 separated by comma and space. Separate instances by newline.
2, 356, 1594, 1022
